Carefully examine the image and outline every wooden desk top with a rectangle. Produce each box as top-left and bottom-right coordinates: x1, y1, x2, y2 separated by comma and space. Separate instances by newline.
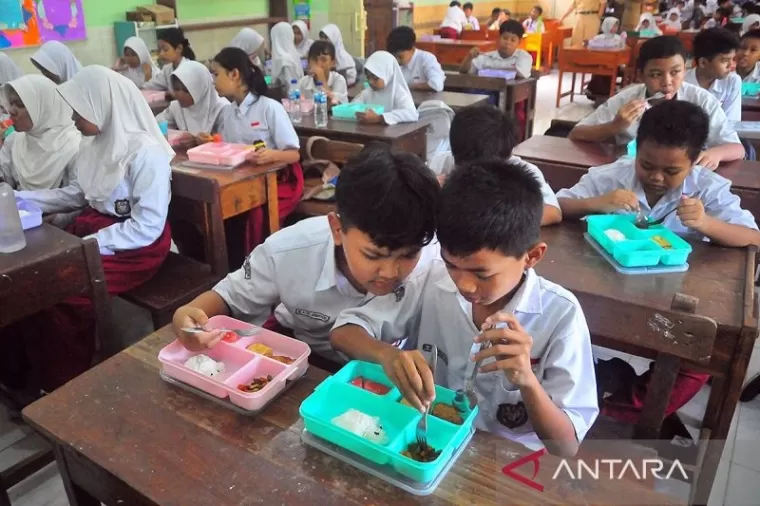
171, 153, 288, 188
716, 159, 760, 191
346, 86, 490, 110
417, 39, 497, 48
23, 326, 682, 505
513, 135, 619, 168
295, 115, 429, 141
0, 224, 81, 275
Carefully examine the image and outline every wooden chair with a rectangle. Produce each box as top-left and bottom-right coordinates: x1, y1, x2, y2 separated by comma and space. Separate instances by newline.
556, 47, 630, 107
520, 33, 543, 70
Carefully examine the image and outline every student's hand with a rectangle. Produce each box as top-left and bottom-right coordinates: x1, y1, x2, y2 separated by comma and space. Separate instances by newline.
356, 109, 382, 124
695, 150, 720, 170
379, 348, 436, 412
468, 46, 481, 58
312, 65, 328, 83
113, 58, 126, 70
172, 305, 224, 351
473, 313, 536, 388
254, 148, 279, 165
196, 132, 214, 144
596, 189, 639, 213
141, 62, 153, 80
677, 195, 707, 231
177, 133, 196, 149
613, 99, 646, 130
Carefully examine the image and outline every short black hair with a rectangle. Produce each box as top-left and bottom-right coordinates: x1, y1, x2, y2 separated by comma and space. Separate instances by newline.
386, 26, 416, 54
533, 5, 543, 14
308, 40, 336, 61
742, 28, 760, 43
491, 7, 501, 15
450, 105, 516, 164
438, 160, 542, 258
637, 36, 686, 70
693, 28, 739, 62
336, 144, 439, 251
463, 2, 474, 9
637, 101, 709, 163
450, 1, 461, 6
499, 19, 525, 38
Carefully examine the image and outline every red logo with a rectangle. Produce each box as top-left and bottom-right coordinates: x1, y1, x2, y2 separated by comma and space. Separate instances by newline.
501, 448, 546, 492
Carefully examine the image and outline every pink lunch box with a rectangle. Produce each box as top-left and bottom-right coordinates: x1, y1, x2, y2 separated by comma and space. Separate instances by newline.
186, 142, 253, 166
141, 90, 166, 104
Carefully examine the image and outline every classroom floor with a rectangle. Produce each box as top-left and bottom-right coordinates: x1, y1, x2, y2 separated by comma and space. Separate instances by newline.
2, 71, 760, 506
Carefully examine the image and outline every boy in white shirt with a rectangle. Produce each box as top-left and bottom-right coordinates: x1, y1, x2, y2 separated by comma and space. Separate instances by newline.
463, 2, 480, 30
684, 28, 741, 121
387, 26, 446, 92
172, 146, 440, 364
460, 19, 533, 78
569, 36, 744, 169
523, 5, 545, 33
298, 40, 349, 105
331, 160, 598, 456
736, 29, 760, 83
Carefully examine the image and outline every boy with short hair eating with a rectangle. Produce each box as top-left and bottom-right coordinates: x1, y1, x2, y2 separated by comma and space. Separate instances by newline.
386, 26, 446, 92
684, 28, 741, 121
736, 29, 760, 82
569, 36, 744, 169
460, 19, 533, 78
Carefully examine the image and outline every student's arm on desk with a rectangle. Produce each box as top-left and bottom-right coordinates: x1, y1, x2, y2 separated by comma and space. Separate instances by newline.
557, 169, 639, 218
459, 47, 481, 74
682, 187, 760, 246
568, 98, 646, 142
697, 143, 746, 170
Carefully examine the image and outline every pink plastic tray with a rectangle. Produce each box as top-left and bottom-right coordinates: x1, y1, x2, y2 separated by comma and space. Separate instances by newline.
158, 315, 311, 411
141, 90, 166, 104
186, 142, 253, 166
167, 129, 187, 147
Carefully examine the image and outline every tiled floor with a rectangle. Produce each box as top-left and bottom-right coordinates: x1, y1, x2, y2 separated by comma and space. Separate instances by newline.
2, 70, 759, 505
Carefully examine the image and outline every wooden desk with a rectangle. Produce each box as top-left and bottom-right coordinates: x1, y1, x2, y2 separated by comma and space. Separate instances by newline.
346, 86, 490, 111
22, 325, 682, 506
538, 222, 757, 504
741, 96, 760, 121
557, 46, 631, 107
170, 156, 288, 275
294, 116, 429, 160
416, 39, 497, 68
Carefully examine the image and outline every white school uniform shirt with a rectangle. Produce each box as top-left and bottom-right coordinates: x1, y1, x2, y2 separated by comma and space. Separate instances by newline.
465, 15, 481, 30
556, 157, 758, 239
401, 49, 446, 92
703, 18, 718, 29
216, 92, 300, 150
298, 71, 349, 104
742, 62, 760, 83
440, 6, 468, 33
215, 217, 438, 361
576, 82, 741, 146
352, 51, 419, 125
523, 18, 544, 33
143, 57, 188, 91
684, 68, 742, 122
469, 49, 533, 79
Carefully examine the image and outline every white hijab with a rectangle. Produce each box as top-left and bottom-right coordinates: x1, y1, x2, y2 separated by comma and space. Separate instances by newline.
600, 16, 619, 36
664, 8, 682, 29
363, 51, 412, 111
636, 12, 661, 33
742, 14, 760, 34
320, 24, 355, 72
124, 37, 159, 74
270, 22, 304, 82
230, 28, 265, 59
2, 75, 81, 190
0, 54, 23, 85
168, 60, 228, 134
292, 20, 313, 59
57, 66, 174, 201
31, 41, 82, 82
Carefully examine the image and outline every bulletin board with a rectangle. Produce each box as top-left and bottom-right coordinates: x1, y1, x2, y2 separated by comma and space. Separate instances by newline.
0, 0, 87, 49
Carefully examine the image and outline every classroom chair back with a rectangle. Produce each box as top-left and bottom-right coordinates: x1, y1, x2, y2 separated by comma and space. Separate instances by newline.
520, 33, 543, 70
417, 100, 455, 163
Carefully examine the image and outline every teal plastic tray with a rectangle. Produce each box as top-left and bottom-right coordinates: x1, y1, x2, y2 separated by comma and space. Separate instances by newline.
332, 103, 385, 121
299, 361, 478, 484
586, 214, 692, 268
742, 82, 760, 97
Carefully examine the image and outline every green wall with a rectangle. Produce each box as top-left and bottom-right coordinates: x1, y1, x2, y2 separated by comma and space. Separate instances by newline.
83, 0, 272, 27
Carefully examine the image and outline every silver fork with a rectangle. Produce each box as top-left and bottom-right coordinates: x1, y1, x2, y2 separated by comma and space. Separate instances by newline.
415, 345, 438, 448
181, 326, 259, 337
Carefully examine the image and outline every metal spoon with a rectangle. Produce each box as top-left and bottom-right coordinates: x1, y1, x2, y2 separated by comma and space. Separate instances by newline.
646, 92, 665, 102
453, 322, 505, 413
181, 326, 259, 337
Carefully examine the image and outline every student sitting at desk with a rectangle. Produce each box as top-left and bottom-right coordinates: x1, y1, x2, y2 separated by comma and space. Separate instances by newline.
486, 7, 508, 30
440, 1, 468, 39
30, 40, 82, 84
387, 26, 446, 92
523, 5, 545, 33
460, 19, 533, 78
741, 13, 760, 34
588, 17, 626, 48
664, 8, 684, 30
143, 27, 195, 92
684, 28, 741, 121
298, 40, 349, 105
155, 60, 228, 143
569, 36, 744, 169
8, 67, 174, 392
736, 29, 760, 82
464, 2, 480, 30
292, 20, 314, 59
112, 37, 159, 88
173, 145, 440, 365
319, 24, 358, 86
635, 13, 663, 37
557, 101, 759, 423
352, 51, 419, 125
207, 47, 303, 251
229, 28, 266, 68
270, 22, 305, 87
331, 159, 598, 456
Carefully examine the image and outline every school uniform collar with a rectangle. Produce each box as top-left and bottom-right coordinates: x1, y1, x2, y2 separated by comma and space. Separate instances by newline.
315, 232, 339, 291
435, 268, 544, 315
685, 68, 727, 94
629, 160, 701, 211
405, 48, 419, 69
237, 92, 257, 115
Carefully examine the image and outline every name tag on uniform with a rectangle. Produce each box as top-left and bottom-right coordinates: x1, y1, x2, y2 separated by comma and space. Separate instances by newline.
295, 308, 330, 322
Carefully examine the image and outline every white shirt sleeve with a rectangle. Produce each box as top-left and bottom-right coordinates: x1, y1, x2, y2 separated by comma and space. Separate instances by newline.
155, 104, 178, 129
469, 54, 486, 74
556, 165, 615, 200
701, 174, 759, 230
383, 89, 420, 125
94, 147, 171, 253
142, 64, 171, 91
213, 243, 281, 322
469, 17, 480, 30
344, 67, 358, 87
265, 101, 300, 150
329, 73, 349, 104
518, 159, 559, 209
421, 52, 446, 92
515, 51, 533, 79
705, 99, 741, 147
16, 181, 87, 214
577, 92, 625, 126
723, 74, 742, 123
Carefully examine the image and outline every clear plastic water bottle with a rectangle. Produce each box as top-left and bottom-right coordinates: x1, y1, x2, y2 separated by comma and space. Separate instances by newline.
0, 182, 26, 253
288, 79, 302, 124
314, 81, 328, 127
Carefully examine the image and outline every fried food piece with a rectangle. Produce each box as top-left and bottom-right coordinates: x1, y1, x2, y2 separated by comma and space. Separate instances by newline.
237, 375, 273, 393
271, 355, 294, 365
247, 343, 273, 357
401, 442, 441, 462
432, 403, 464, 425
651, 235, 673, 249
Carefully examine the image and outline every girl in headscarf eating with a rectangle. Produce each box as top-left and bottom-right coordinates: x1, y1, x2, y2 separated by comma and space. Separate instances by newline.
319, 24, 357, 86
292, 20, 314, 59
230, 27, 266, 68
30, 40, 82, 83
589, 16, 626, 48
352, 50, 418, 125
113, 36, 160, 88
636, 12, 663, 36
270, 21, 305, 87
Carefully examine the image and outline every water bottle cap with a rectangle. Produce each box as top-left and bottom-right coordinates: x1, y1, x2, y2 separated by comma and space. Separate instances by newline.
290, 79, 298, 84
315, 81, 323, 86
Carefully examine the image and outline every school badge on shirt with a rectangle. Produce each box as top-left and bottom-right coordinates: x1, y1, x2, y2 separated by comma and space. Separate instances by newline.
497, 401, 529, 429
114, 199, 131, 216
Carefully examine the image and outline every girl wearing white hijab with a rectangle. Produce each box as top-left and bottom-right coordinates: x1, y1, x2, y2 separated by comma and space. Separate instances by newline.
636, 13, 663, 36
30, 40, 82, 83
0, 54, 23, 85
156, 60, 229, 138
14, 66, 174, 391
352, 51, 418, 125
742, 14, 760, 35
589, 17, 626, 48
319, 24, 357, 86
292, 21, 314, 59
113, 36, 159, 88
270, 22, 305, 87
664, 8, 683, 30
0, 75, 80, 191
230, 27, 265, 68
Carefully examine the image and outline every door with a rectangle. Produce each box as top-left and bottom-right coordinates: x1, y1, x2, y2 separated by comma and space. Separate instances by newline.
329, 0, 366, 56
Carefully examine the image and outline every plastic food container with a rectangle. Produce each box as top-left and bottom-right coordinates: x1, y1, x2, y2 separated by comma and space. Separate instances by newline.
742, 82, 760, 97
331, 103, 385, 121
166, 129, 187, 146
141, 90, 166, 104
477, 69, 517, 80
299, 361, 478, 484
186, 142, 254, 166
586, 214, 692, 268
15, 198, 42, 231
158, 315, 311, 410
282, 98, 315, 114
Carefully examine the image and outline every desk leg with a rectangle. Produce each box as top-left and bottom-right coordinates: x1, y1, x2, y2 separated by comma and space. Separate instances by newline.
203, 200, 229, 276
266, 172, 280, 236
53, 445, 99, 506
571, 72, 577, 103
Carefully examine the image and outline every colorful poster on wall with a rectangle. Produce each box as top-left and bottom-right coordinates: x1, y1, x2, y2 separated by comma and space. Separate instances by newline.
294, 0, 311, 24
0, 0, 86, 49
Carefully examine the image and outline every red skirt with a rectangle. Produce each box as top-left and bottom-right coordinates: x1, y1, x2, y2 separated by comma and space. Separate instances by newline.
439, 27, 459, 39
0, 208, 171, 391
244, 163, 304, 253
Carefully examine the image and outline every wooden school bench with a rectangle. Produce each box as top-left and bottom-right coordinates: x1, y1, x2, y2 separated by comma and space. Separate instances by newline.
346, 86, 491, 111
22, 325, 684, 506
415, 39, 498, 68
556, 46, 631, 107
